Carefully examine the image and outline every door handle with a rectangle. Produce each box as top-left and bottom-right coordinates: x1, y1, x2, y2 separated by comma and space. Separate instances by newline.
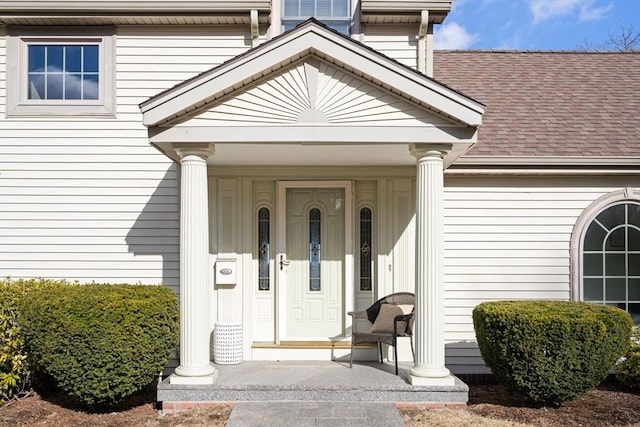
279, 254, 290, 270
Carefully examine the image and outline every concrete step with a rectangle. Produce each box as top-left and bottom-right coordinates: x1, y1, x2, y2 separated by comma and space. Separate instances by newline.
157, 361, 469, 410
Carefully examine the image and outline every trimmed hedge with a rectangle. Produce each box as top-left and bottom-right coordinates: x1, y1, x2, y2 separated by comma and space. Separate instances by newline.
616, 327, 640, 389
0, 278, 65, 402
473, 300, 632, 406
19, 284, 179, 406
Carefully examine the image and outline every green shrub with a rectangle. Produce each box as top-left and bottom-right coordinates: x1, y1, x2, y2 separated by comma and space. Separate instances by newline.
19, 284, 179, 406
616, 326, 640, 389
473, 300, 632, 406
0, 278, 65, 402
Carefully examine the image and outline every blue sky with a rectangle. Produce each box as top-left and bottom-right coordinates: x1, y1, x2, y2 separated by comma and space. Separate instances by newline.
434, 0, 640, 50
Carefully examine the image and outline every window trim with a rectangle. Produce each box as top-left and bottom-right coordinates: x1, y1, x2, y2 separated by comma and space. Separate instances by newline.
570, 187, 640, 302
6, 26, 115, 117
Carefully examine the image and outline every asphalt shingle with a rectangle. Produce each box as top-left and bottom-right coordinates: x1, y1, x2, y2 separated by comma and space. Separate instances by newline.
433, 51, 640, 158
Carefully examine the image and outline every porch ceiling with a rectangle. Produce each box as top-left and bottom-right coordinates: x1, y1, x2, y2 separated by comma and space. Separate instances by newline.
211, 143, 467, 167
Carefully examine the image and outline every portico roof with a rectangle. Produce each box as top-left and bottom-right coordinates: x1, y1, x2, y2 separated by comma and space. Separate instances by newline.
140, 19, 484, 167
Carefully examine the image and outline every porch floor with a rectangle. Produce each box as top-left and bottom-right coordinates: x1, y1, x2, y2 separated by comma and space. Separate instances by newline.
157, 360, 468, 407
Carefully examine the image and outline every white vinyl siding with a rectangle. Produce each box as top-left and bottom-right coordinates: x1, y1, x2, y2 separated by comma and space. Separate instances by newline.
0, 25, 251, 290
1, 26, 7, 116
361, 24, 417, 69
442, 175, 640, 374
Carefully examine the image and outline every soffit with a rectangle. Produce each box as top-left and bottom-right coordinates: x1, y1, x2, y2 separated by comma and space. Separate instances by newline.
0, 1, 271, 25
361, 0, 451, 24
0, 14, 269, 26
0, 1, 271, 13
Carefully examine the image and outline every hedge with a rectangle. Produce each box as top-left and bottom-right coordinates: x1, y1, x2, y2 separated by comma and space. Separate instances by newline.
473, 300, 632, 406
19, 283, 179, 406
0, 278, 65, 402
616, 326, 640, 389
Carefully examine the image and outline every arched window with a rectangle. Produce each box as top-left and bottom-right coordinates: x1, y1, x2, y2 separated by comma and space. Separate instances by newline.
579, 199, 640, 324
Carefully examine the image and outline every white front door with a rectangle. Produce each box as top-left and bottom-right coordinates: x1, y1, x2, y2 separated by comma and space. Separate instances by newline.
277, 182, 353, 341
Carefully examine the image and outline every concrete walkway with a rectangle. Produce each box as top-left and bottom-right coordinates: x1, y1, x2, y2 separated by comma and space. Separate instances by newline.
226, 401, 404, 427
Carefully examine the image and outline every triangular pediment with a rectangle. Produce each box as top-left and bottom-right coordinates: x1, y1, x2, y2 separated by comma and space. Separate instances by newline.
141, 20, 484, 131
179, 57, 453, 127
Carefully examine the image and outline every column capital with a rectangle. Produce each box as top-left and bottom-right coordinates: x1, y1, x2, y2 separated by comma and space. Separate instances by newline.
409, 143, 453, 160
173, 143, 215, 160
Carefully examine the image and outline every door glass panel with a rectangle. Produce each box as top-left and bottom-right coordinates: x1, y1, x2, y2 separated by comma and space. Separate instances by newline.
309, 208, 321, 291
258, 207, 270, 291
359, 208, 372, 291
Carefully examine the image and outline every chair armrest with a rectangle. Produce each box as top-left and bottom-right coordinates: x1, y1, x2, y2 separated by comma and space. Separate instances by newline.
347, 310, 368, 320
393, 312, 414, 336
348, 310, 370, 335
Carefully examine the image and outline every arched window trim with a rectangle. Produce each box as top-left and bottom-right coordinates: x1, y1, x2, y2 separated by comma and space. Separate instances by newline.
570, 187, 640, 301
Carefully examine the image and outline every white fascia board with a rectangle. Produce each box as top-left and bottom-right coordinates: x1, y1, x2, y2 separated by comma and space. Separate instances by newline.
445, 168, 640, 176
141, 22, 484, 128
455, 156, 640, 166
0, 1, 271, 13
149, 125, 478, 145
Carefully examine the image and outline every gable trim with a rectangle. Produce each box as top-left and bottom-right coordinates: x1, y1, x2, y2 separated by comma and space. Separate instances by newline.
140, 20, 484, 128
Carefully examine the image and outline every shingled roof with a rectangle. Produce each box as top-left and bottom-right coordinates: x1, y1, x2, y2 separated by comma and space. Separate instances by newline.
433, 51, 640, 159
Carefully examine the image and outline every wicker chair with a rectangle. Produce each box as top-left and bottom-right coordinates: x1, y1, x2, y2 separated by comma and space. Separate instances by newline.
348, 292, 415, 375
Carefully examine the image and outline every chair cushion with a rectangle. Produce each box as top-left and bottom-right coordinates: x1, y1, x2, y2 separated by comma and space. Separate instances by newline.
370, 304, 413, 334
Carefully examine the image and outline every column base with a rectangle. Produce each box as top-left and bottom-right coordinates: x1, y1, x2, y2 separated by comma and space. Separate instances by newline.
170, 363, 218, 385
408, 365, 455, 386
408, 373, 456, 386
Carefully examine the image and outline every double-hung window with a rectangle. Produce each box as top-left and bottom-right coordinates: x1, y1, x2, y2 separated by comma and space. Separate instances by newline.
7, 27, 115, 116
282, 0, 352, 35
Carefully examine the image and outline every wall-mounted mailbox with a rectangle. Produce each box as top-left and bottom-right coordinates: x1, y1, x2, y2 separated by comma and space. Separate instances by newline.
215, 259, 237, 285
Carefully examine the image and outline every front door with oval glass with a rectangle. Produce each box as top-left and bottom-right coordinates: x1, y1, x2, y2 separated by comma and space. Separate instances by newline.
277, 184, 347, 340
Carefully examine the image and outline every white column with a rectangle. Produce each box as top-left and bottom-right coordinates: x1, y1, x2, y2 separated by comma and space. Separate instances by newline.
170, 143, 217, 385
409, 144, 455, 386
